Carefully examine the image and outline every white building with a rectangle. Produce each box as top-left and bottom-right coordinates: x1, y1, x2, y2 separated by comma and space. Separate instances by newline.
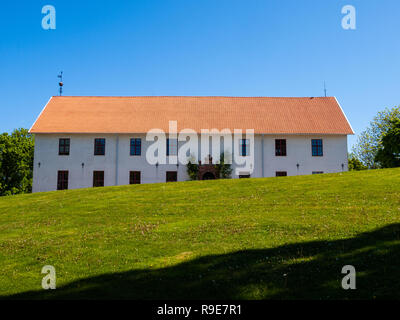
29, 96, 353, 192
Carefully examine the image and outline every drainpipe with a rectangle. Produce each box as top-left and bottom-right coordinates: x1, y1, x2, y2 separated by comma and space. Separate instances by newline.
261, 134, 265, 177
115, 135, 119, 186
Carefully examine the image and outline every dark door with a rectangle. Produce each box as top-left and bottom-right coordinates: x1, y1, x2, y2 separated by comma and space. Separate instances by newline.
93, 171, 104, 187
202, 172, 215, 180
166, 171, 177, 182
57, 171, 69, 190
129, 171, 141, 184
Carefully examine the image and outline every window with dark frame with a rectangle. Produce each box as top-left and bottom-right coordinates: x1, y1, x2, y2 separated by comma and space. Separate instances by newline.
239, 139, 250, 156
166, 139, 178, 156
239, 174, 250, 178
129, 171, 141, 184
312, 171, 324, 174
276, 171, 287, 177
58, 138, 70, 155
275, 139, 287, 156
166, 171, 177, 182
130, 138, 141, 156
311, 139, 323, 156
94, 138, 106, 156
57, 171, 69, 190
93, 171, 104, 187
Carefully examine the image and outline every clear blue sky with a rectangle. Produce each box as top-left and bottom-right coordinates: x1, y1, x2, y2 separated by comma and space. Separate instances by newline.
1, 0, 399, 149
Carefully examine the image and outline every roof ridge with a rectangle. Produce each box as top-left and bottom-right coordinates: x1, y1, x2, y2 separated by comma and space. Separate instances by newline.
51, 96, 335, 98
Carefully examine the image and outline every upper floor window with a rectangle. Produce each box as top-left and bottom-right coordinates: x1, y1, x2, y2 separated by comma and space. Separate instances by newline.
311, 139, 323, 157
239, 139, 250, 156
59, 138, 70, 155
275, 139, 287, 156
94, 138, 105, 156
166, 138, 178, 156
130, 138, 141, 156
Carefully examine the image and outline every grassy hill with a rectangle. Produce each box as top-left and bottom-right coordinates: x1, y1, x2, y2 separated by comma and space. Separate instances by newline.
1, 168, 400, 299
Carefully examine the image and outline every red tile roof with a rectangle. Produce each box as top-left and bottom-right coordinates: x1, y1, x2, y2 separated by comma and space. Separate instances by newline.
29, 96, 353, 134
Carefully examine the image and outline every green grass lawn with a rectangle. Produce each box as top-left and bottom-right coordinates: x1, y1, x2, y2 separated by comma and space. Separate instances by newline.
1, 168, 400, 299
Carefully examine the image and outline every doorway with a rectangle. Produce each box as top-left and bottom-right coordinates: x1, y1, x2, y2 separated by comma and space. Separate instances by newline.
202, 172, 216, 180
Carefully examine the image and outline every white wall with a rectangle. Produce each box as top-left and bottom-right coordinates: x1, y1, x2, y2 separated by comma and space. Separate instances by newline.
32, 133, 348, 192
243, 134, 349, 178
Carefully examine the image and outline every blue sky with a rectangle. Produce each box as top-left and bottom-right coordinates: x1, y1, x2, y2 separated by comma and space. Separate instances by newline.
0, 0, 399, 149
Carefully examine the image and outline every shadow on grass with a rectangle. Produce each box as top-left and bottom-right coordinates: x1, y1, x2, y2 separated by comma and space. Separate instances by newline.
4, 224, 400, 300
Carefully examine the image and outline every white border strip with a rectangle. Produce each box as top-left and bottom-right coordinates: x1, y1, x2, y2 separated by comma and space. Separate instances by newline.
29, 97, 53, 133
334, 96, 355, 135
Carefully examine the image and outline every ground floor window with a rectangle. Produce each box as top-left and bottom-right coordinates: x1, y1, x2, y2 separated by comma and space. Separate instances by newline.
93, 171, 104, 187
129, 171, 141, 184
57, 170, 69, 190
239, 174, 250, 178
276, 171, 287, 177
166, 171, 177, 182
312, 171, 324, 174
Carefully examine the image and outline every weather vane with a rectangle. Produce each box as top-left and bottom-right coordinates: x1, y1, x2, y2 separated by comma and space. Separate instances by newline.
58, 71, 63, 96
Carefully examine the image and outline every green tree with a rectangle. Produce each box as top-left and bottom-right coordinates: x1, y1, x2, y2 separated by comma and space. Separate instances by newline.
215, 152, 232, 179
348, 153, 367, 171
0, 128, 34, 196
374, 118, 400, 168
352, 106, 400, 168
186, 158, 199, 180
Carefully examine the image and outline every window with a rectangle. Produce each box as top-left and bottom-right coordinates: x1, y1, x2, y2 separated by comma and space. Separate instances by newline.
276, 171, 287, 177
311, 139, 323, 156
59, 138, 70, 155
239, 174, 250, 178
57, 171, 69, 190
94, 138, 106, 156
239, 139, 250, 156
166, 139, 178, 156
93, 171, 104, 187
275, 139, 287, 156
312, 171, 324, 174
129, 171, 141, 184
130, 138, 141, 156
166, 171, 177, 182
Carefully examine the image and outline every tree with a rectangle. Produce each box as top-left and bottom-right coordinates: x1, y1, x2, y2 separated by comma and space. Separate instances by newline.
186, 158, 199, 180
0, 128, 34, 196
215, 152, 232, 179
348, 153, 367, 171
352, 106, 400, 168
374, 118, 400, 168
